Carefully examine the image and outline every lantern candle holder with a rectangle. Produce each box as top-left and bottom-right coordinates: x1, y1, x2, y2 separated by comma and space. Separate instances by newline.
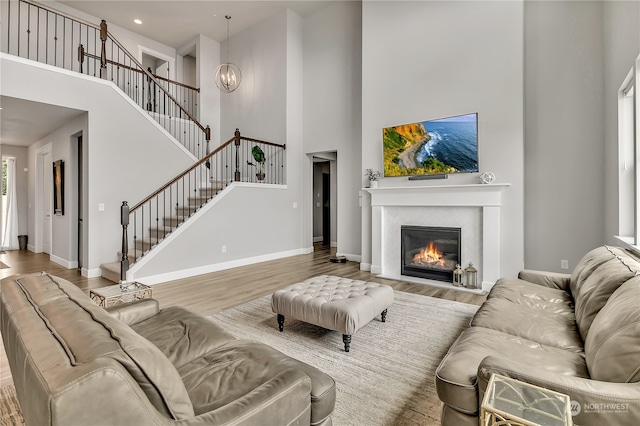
453, 264, 464, 287
465, 262, 478, 289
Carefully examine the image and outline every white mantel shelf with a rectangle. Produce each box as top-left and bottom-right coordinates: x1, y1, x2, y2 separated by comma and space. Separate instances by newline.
364, 183, 511, 207
365, 183, 511, 292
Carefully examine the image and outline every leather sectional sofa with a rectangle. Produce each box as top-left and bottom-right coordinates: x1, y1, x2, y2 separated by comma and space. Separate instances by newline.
0, 272, 335, 425
436, 245, 640, 426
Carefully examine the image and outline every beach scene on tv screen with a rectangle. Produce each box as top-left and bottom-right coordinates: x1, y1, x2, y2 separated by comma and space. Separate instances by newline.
383, 113, 479, 177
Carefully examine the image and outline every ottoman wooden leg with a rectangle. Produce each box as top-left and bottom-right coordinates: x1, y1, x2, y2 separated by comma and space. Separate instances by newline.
343, 334, 351, 352
381, 309, 388, 322
277, 314, 285, 332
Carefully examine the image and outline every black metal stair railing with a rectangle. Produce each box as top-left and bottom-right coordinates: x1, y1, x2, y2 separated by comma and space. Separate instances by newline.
3, 0, 210, 159
119, 129, 287, 283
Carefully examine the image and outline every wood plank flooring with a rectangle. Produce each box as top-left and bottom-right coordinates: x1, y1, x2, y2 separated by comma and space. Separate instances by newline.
0, 245, 486, 390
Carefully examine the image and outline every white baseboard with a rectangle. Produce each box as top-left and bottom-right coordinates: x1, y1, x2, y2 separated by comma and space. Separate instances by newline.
84, 268, 102, 278
50, 254, 78, 269
27, 244, 36, 252
370, 265, 382, 274
360, 263, 371, 272
313, 236, 323, 243
134, 248, 312, 286
336, 252, 362, 263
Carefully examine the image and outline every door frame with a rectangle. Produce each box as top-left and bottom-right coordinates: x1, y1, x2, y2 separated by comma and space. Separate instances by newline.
34, 143, 53, 253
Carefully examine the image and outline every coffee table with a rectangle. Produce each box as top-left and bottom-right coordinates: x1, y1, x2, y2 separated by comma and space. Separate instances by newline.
89, 283, 152, 308
271, 275, 394, 352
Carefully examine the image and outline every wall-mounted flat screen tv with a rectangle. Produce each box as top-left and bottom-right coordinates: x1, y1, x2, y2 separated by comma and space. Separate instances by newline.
383, 113, 478, 177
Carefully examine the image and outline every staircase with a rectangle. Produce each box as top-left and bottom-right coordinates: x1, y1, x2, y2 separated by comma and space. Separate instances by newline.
3, 0, 288, 283
100, 180, 227, 282
105, 129, 287, 284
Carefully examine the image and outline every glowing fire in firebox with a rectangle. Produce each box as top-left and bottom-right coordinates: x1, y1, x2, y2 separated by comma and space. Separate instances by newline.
413, 242, 446, 267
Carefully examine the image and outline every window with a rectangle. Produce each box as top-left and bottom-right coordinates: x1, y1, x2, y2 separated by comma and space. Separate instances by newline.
618, 56, 639, 247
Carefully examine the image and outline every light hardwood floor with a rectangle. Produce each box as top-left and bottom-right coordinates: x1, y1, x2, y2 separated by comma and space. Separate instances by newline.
0, 245, 486, 388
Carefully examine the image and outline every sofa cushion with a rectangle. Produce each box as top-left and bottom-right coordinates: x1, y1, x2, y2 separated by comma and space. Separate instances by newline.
15, 273, 195, 420
470, 297, 582, 352
487, 278, 574, 317
573, 249, 640, 341
585, 277, 640, 383
178, 340, 336, 425
436, 326, 588, 415
131, 306, 236, 368
570, 246, 616, 298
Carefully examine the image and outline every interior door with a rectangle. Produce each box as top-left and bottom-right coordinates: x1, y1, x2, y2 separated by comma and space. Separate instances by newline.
42, 151, 52, 254
77, 136, 83, 269
322, 172, 330, 246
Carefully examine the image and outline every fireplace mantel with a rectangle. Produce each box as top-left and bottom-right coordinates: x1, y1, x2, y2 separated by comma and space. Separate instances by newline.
364, 183, 511, 291
365, 183, 511, 207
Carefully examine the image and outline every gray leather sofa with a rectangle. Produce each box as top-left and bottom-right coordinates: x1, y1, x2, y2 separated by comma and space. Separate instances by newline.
436, 245, 640, 425
0, 272, 335, 426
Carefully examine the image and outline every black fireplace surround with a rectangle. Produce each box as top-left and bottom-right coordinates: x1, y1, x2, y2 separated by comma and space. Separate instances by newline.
401, 225, 461, 283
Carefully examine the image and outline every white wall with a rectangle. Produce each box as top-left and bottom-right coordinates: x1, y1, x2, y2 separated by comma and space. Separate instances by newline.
2, 55, 194, 273
361, 0, 525, 277
130, 184, 306, 283
221, 10, 287, 142
524, 0, 605, 272
603, 1, 640, 247
303, 1, 362, 258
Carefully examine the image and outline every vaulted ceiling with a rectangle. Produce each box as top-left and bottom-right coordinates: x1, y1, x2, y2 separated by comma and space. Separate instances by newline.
1, 1, 335, 147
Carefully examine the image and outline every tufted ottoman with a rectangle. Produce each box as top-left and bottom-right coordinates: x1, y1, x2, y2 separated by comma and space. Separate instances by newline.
271, 275, 394, 352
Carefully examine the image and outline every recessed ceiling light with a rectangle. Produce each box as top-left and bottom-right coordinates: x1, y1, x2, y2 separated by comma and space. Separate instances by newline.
134, 19, 142, 25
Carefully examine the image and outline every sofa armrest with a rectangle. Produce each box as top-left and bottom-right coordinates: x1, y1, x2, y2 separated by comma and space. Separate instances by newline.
107, 299, 160, 326
517, 269, 571, 290
478, 356, 640, 426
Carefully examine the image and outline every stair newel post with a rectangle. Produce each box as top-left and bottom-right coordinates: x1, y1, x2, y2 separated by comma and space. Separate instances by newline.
99, 20, 108, 79
120, 201, 130, 289
205, 125, 211, 170
78, 44, 85, 74
234, 128, 241, 182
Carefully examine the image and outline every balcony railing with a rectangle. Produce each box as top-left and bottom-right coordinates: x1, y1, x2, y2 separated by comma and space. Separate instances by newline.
3, 0, 210, 158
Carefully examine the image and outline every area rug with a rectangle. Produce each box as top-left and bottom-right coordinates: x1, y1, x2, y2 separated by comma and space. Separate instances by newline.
209, 291, 478, 425
0, 386, 23, 426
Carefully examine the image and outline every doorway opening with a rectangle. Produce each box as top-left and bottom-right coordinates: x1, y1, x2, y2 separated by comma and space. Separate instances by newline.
311, 152, 337, 250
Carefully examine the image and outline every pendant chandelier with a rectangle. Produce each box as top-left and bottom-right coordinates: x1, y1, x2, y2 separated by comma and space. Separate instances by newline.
215, 15, 242, 93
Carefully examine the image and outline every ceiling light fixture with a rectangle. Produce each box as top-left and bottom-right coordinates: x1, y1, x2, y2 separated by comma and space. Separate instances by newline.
215, 15, 242, 93
134, 19, 142, 25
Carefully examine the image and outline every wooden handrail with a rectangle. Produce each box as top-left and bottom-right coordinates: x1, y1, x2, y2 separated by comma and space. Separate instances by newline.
19, 0, 207, 135
20, 0, 101, 29
83, 52, 200, 92
130, 132, 286, 212
104, 28, 207, 133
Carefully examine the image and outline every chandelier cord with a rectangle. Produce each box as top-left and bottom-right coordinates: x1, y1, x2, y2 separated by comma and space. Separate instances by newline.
225, 15, 231, 63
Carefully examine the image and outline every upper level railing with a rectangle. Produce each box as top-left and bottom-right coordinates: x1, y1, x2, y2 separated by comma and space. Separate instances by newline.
3, 0, 210, 158
119, 129, 287, 282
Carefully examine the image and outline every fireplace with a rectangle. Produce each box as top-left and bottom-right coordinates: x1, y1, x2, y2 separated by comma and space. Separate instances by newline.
401, 225, 461, 283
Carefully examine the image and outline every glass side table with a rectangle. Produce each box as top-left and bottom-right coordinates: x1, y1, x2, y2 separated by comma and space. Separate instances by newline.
89, 283, 152, 308
481, 373, 572, 426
